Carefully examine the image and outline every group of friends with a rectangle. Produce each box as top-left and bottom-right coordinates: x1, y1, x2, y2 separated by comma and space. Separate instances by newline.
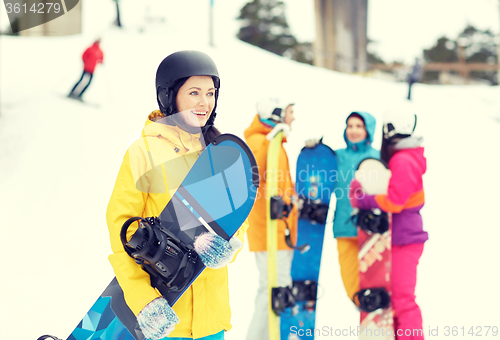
106, 50, 428, 340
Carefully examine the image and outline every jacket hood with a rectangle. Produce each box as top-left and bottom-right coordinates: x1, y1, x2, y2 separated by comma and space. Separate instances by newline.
344, 111, 376, 151
343, 111, 377, 148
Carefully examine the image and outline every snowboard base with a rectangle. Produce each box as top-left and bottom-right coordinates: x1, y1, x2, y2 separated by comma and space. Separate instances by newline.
359, 308, 394, 340
356, 158, 394, 340
67, 278, 140, 340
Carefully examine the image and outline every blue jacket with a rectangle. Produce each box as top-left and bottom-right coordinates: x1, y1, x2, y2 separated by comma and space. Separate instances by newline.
333, 111, 380, 238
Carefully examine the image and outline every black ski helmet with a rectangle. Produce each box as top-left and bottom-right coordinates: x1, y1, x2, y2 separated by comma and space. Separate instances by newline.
155, 50, 220, 126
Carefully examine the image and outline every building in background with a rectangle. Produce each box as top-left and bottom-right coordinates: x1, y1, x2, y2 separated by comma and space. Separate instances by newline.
313, 0, 368, 73
13, 0, 82, 36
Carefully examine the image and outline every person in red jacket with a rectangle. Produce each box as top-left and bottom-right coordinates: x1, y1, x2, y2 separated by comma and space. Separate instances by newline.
68, 39, 104, 101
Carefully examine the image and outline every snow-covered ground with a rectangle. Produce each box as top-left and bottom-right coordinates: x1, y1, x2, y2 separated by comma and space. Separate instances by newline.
1, 2, 500, 339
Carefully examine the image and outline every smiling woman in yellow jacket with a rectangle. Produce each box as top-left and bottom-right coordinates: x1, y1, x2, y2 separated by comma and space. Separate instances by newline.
106, 51, 248, 340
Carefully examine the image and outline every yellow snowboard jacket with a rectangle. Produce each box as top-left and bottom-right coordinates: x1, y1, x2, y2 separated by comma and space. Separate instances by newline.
106, 110, 249, 338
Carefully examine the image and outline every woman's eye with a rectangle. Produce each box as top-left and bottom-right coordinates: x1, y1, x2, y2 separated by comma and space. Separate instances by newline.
207, 92, 214, 97
189, 91, 198, 96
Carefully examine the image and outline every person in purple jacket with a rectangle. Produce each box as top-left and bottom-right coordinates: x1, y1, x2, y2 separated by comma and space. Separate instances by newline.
350, 104, 428, 340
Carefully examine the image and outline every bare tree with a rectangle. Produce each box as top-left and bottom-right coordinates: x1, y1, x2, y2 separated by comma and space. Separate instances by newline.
113, 0, 122, 28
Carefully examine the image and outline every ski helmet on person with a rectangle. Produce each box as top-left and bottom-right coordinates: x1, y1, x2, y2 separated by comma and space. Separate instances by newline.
155, 50, 220, 125
256, 97, 293, 123
382, 103, 417, 141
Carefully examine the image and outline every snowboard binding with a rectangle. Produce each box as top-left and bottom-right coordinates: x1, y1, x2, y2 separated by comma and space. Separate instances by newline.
270, 195, 292, 219
271, 195, 310, 253
353, 287, 391, 312
299, 198, 329, 225
121, 216, 198, 293
271, 286, 297, 316
357, 209, 389, 234
292, 280, 318, 302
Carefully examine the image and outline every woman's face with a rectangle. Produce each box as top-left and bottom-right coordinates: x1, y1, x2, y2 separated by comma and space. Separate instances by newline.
176, 76, 216, 128
345, 116, 367, 143
283, 104, 295, 127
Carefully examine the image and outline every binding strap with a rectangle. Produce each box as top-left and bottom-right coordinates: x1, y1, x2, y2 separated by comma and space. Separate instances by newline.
357, 209, 389, 234
271, 286, 296, 316
121, 216, 198, 293
270, 196, 310, 253
299, 198, 329, 224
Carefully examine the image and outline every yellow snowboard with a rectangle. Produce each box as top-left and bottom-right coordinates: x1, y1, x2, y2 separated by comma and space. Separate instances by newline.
266, 130, 284, 340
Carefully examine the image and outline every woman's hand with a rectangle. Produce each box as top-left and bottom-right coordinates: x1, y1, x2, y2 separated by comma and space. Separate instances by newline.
194, 233, 243, 269
266, 123, 290, 140
349, 178, 365, 208
304, 138, 320, 148
137, 298, 178, 340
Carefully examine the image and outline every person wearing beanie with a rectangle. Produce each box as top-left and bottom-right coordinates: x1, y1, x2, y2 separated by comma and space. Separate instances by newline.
244, 97, 298, 340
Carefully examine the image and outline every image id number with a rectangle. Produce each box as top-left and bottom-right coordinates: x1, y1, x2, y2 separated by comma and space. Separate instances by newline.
444, 326, 498, 336
5, 2, 61, 14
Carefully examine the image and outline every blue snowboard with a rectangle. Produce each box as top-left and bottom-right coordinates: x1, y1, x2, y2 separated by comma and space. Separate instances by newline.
280, 141, 337, 339
52, 134, 258, 340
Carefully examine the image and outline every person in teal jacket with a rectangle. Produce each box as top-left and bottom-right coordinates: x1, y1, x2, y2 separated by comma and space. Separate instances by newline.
334, 111, 379, 300
307, 111, 379, 300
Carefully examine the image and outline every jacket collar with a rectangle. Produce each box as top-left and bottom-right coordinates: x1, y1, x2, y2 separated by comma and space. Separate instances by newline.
144, 110, 204, 153
346, 138, 371, 152
394, 136, 424, 150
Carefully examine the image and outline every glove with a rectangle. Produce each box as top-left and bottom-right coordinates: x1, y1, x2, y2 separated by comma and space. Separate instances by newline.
194, 233, 243, 269
137, 297, 178, 340
266, 123, 290, 140
349, 179, 364, 209
304, 138, 320, 148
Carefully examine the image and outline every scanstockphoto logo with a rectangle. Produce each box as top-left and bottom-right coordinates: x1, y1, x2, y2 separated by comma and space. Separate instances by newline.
3, 0, 79, 33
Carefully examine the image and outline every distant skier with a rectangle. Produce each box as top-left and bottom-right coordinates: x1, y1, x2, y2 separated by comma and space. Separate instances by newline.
350, 103, 428, 339
106, 51, 248, 340
305, 111, 379, 302
68, 39, 104, 101
407, 58, 423, 100
244, 97, 298, 340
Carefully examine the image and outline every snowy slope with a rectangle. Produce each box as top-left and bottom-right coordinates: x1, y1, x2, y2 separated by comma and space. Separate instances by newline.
1, 2, 500, 339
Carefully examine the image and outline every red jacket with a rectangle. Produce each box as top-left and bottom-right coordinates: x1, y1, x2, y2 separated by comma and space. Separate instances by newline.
82, 42, 103, 74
